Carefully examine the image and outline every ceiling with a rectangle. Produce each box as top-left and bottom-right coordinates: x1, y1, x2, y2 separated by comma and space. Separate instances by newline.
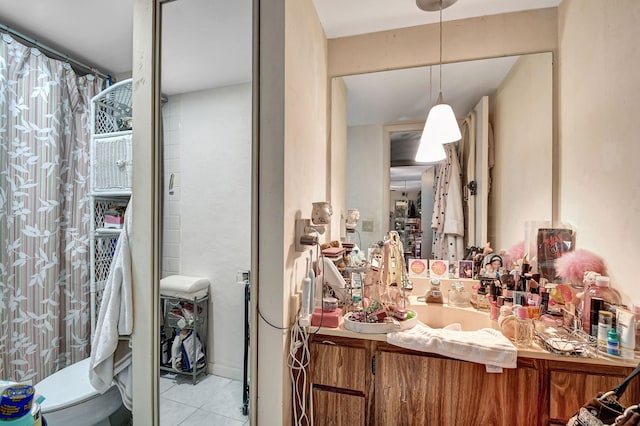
0, 0, 560, 188
0, 0, 559, 95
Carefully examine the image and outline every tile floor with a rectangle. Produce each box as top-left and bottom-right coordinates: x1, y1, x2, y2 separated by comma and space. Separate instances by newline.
160, 372, 248, 425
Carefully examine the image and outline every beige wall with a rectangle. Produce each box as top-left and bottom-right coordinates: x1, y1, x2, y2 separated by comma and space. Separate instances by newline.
258, 0, 328, 423
490, 53, 553, 251
328, 8, 558, 78
557, 0, 640, 304
331, 77, 348, 239
346, 124, 388, 251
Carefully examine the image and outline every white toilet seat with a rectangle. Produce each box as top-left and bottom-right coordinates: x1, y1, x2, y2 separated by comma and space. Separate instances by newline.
35, 358, 126, 426
35, 358, 99, 412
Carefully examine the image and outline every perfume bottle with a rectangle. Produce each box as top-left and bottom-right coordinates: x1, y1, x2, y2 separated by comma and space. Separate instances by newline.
475, 285, 490, 311
515, 307, 533, 349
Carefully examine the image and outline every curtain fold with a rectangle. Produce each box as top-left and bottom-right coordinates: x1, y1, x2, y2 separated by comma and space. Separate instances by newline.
0, 33, 105, 383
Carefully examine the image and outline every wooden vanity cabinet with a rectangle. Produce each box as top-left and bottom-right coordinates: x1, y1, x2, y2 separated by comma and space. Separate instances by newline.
375, 348, 451, 425
307, 335, 640, 426
547, 360, 640, 425
450, 356, 542, 425
374, 344, 541, 426
308, 336, 372, 425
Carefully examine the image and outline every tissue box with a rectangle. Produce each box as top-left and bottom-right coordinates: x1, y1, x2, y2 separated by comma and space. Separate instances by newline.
311, 307, 342, 328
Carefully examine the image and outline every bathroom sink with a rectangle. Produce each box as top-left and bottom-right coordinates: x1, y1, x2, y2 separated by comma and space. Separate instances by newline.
406, 295, 493, 331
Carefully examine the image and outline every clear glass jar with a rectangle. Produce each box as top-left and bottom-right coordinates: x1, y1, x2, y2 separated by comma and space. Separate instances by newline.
515, 307, 533, 348
448, 282, 471, 307
583, 276, 621, 335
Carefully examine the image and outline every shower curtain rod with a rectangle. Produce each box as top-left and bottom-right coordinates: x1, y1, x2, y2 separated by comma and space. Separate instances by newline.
0, 23, 111, 80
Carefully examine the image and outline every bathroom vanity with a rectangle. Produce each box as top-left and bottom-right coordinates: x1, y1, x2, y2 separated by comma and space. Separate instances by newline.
306, 326, 640, 426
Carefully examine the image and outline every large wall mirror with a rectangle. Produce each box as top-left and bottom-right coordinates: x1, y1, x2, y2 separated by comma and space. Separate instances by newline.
342, 52, 553, 259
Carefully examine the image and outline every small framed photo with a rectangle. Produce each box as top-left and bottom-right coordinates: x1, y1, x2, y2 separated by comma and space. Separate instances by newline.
429, 259, 449, 279
458, 260, 474, 279
408, 259, 429, 278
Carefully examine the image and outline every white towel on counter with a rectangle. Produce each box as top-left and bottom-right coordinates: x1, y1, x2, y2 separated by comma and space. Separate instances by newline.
387, 321, 517, 369
89, 204, 133, 410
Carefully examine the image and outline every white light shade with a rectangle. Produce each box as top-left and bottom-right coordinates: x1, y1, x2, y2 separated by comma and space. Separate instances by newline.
423, 93, 462, 144
415, 127, 446, 163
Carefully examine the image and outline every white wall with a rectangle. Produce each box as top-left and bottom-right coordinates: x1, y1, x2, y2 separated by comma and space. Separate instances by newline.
161, 99, 182, 277
558, 0, 640, 304
162, 82, 252, 379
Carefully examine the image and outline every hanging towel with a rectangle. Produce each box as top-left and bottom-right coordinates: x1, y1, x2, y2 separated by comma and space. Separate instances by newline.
89, 203, 133, 410
387, 321, 517, 369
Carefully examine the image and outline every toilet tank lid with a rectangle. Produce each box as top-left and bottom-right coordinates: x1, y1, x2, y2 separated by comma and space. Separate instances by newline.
35, 358, 99, 412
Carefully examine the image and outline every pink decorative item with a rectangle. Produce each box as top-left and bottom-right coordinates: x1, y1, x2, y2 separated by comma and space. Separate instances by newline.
311, 307, 342, 328
509, 241, 525, 261
555, 249, 606, 286
104, 214, 125, 229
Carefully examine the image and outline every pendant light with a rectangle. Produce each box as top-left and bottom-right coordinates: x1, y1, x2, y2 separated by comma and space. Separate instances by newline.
415, 66, 446, 162
417, 0, 461, 151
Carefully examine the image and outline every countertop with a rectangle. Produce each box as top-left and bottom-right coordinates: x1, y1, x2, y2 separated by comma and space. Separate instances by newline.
307, 311, 638, 368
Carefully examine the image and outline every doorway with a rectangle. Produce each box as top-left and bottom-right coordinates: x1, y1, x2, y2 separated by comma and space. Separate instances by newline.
157, 0, 253, 423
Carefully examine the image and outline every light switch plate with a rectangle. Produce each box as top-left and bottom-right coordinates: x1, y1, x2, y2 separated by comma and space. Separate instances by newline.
362, 220, 374, 232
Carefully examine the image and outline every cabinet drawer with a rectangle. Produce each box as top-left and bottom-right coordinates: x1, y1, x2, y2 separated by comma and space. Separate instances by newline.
310, 340, 368, 392
312, 387, 365, 426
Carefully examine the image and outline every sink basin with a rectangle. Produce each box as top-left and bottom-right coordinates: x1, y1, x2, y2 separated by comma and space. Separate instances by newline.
406, 295, 493, 331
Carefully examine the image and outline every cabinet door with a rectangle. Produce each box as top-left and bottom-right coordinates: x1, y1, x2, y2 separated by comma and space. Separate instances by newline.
312, 387, 365, 426
549, 367, 640, 424
450, 358, 540, 426
309, 340, 368, 393
375, 350, 452, 426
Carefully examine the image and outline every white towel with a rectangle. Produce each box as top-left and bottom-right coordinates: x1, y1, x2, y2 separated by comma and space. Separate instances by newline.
89, 204, 133, 410
387, 321, 517, 369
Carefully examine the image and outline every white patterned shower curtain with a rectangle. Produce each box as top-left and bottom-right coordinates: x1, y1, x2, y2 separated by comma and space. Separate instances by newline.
0, 33, 106, 383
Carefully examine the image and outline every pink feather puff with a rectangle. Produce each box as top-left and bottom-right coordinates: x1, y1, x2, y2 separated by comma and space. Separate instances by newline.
555, 249, 606, 284
508, 241, 525, 260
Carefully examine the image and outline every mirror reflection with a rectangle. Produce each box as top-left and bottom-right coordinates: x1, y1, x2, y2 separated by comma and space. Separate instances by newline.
158, 0, 252, 423
343, 52, 553, 263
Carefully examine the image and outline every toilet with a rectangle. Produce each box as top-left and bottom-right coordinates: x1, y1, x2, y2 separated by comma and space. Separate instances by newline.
35, 358, 129, 426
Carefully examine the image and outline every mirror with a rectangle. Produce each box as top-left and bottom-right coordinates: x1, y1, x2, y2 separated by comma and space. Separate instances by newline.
158, 0, 252, 423
342, 52, 553, 258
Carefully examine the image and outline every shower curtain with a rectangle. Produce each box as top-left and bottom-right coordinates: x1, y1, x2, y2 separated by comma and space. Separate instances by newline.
0, 33, 106, 383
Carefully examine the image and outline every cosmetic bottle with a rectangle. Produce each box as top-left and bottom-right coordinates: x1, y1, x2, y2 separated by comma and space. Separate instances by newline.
633, 303, 640, 353
515, 307, 533, 349
607, 328, 620, 356
476, 285, 490, 311
588, 298, 604, 338
597, 310, 613, 352
448, 282, 471, 307
582, 276, 621, 334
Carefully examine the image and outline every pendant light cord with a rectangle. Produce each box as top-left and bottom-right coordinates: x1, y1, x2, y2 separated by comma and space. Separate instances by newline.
429, 66, 432, 104
439, 0, 443, 94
